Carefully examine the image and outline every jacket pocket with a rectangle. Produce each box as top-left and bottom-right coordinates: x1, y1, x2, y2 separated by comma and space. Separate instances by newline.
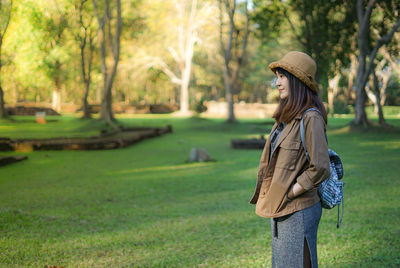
275, 140, 301, 170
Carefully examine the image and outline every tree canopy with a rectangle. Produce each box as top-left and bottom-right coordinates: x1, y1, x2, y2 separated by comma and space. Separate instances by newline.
0, 0, 399, 125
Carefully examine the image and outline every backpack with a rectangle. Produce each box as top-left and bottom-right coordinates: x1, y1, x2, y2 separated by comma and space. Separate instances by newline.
300, 108, 344, 228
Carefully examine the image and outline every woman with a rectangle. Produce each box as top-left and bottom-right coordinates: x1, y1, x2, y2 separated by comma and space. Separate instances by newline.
249, 51, 330, 268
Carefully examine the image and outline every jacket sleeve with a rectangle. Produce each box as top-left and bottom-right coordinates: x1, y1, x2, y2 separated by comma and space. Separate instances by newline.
296, 112, 330, 191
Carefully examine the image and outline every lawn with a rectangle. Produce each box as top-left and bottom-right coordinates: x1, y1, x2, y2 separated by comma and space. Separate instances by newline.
0, 112, 399, 267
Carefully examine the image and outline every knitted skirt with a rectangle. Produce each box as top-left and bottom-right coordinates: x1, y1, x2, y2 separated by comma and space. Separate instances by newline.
270, 201, 322, 268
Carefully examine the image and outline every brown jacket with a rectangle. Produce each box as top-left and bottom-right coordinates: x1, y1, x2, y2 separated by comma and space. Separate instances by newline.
250, 110, 330, 218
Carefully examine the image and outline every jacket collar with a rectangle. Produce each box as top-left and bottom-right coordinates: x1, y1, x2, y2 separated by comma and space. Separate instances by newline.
260, 114, 302, 168
269, 119, 298, 157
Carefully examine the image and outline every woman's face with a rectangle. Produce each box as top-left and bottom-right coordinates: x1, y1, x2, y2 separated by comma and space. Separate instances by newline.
276, 71, 289, 99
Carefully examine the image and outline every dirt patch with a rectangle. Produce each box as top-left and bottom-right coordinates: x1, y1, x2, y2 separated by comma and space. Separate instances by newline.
0, 126, 172, 151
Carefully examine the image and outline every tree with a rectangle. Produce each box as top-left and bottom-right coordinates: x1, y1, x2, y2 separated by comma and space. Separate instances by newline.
138, 0, 215, 115
219, 0, 250, 122
345, 48, 358, 106
252, 0, 356, 115
34, 0, 69, 112
23, 0, 70, 112
70, 0, 96, 118
154, 0, 199, 115
368, 19, 400, 124
2, 0, 54, 104
381, 31, 400, 77
353, 0, 400, 126
284, 0, 356, 90
366, 65, 390, 125
0, 0, 13, 117
327, 60, 341, 116
92, 0, 122, 124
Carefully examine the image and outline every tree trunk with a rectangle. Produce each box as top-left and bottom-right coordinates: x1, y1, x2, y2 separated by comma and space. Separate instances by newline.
0, 84, 6, 117
346, 54, 357, 106
99, 56, 119, 122
179, 35, 195, 114
155, 0, 197, 115
92, 0, 122, 125
80, 40, 94, 119
379, 68, 390, 107
365, 79, 377, 114
371, 70, 386, 126
180, 32, 195, 114
223, 68, 235, 122
78, 1, 95, 119
353, 0, 373, 126
353, 0, 400, 126
52, 61, 62, 112
179, 0, 197, 115
219, 0, 249, 123
327, 71, 340, 115
378, 51, 393, 107
180, 70, 190, 114
0, 49, 6, 116
100, 76, 114, 122
0, 1, 12, 118
366, 58, 391, 119
52, 89, 61, 112
82, 82, 91, 118
354, 55, 369, 126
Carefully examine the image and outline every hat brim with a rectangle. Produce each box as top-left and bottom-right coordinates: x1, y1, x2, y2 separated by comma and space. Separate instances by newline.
268, 61, 319, 94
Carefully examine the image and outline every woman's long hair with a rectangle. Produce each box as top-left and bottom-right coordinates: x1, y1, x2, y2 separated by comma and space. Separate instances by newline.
272, 68, 327, 124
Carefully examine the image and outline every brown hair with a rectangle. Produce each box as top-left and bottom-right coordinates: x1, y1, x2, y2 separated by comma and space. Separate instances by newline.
272, 68, 327, 124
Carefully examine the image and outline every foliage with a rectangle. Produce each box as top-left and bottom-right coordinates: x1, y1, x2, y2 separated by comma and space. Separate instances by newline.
385, 70, 400, 105
0, 115, 400, 266
0, 0, 399, 114
254, 0, 357, 84
0, 0, 13, 116
29, 0, 69, 84
191, 95, 207, 113
251, 0, 285, 40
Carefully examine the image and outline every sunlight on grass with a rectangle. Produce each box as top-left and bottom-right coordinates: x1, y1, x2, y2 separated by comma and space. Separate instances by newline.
0, 126, 17, 131
357, 140, 400, 149
111, 162, 219, 175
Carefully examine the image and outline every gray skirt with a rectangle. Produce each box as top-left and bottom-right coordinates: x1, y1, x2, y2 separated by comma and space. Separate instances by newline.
270, 201, 322, 268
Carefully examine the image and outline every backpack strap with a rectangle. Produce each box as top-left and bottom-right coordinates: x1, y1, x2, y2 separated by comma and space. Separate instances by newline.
300, 108, 343, 228
299, 108, 328, 162
337, 196, 344, 228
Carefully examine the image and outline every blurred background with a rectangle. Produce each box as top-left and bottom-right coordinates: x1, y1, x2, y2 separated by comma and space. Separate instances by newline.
0, 0, 399, 124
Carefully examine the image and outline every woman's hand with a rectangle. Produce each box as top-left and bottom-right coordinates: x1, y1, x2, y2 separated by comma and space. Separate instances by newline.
287, 183, 306, 200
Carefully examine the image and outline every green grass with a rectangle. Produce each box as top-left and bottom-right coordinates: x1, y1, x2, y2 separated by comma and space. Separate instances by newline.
0, 114, 399, 267
0, 115, 112, 139
365, 105, 400, 117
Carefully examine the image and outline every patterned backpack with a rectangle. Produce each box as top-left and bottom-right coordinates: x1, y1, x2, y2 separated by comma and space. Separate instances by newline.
300, 108, 344, 228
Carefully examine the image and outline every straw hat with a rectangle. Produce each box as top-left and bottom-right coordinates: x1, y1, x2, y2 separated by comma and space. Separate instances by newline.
268, 51, 319, 94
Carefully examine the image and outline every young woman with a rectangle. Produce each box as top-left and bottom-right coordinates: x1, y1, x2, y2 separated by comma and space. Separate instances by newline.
250, 51, 330, 268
